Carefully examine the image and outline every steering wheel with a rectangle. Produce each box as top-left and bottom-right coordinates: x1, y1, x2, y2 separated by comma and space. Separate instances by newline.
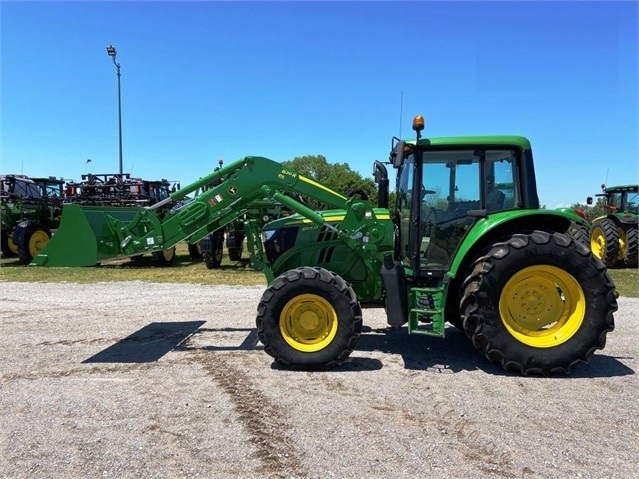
422, 206, 438, 236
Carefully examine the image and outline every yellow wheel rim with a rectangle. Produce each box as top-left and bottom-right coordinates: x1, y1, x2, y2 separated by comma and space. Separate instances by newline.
7, 233, 19, 255
590, 226, 606, 259
499, 265, 585, 348
617, 227, 626, 261
29, 230, 50, 256
280, 294, 338, 352
162, 247, 175, 261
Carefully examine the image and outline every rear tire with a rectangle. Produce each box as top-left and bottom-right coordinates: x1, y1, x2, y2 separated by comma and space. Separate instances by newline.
1, 228, 17, 257
152, 246, 176, 266
7, 229, 19, 256
15, 220, 51, 265
227, 232, 245, 261
621, 227, 638, 268
590, 218, 619, 267
202, 231, 224, 269
460, 231, 617, 376
568, 223, 589, 250
257, 266, 362, 370
203, 251, 222, 269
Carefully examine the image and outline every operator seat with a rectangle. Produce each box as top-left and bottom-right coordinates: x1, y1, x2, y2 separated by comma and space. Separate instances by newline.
486, 189, 505, 212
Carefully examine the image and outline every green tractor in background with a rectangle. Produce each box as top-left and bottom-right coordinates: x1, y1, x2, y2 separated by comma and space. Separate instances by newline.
195, 160, 289, 269
197, 200, 291, 269
0, 174, 65, 264
199, 221, 244, 269
199, 197, 290, 269
190, 159, 243, 269
587, 184, 638, 268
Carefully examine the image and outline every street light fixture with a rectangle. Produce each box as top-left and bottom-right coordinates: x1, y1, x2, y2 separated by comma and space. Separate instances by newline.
106, 45, 123, 177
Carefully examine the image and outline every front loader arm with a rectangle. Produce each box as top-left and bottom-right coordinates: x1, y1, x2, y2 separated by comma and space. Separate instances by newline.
32, 156, 391, 268
111, 156, 353, 255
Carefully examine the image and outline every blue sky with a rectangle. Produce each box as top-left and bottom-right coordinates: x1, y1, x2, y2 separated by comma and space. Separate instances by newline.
1, 0, 637, 208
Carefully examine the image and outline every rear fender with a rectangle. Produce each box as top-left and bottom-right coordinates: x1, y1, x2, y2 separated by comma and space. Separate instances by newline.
449, 209, 585, 279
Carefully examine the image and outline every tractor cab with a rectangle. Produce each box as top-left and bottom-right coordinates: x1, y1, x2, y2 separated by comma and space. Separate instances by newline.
1, 174, 41, 200
391, 116, 537, 278
591, 184, 639, 216
31, 177, 65, 200
0, 174, 65, 263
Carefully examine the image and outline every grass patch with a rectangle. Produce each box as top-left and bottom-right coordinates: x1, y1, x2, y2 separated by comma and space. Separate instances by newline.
608, 268, 639, 298
2, 242, 637, 298
0, 243, 265, 286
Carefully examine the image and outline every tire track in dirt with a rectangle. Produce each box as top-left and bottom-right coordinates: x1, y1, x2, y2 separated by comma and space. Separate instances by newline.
192, 350, 307, 479
298, 369, 520, 477
397, 374, 519, 478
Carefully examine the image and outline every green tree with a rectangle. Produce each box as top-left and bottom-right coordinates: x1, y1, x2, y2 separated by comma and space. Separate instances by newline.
569, 199, 607, 221
387, 190, 397, 215
282, 155, 378, 210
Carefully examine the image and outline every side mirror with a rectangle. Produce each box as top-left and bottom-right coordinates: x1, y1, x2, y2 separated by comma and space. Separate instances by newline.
586, 196, 593, 205
391, 140, 405, 169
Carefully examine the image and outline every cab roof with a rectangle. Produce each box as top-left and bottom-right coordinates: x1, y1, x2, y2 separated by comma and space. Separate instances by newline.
406, 136, 532, 150
605, 184, 638, 193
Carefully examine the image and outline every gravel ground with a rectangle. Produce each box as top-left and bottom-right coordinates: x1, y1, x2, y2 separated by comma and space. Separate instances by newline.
0, 281, 637, 479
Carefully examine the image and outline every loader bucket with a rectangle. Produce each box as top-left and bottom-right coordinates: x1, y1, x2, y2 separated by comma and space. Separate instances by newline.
30, 204, 140, 267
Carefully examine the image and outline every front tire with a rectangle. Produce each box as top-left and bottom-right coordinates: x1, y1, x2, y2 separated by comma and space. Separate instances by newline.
152, 246, 176, 266
590, 218, 619, 267
623, 227, 638, 267
1, 228, 18, 257
256, 266, 362, 370
188, 242, 203, 260
460, 231, 617, 376
15, 221, 51, 265
227, 232, 245, 261
202, 231, 224, 269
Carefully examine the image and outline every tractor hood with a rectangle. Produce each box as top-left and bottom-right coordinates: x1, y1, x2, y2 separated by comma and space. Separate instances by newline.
263, 208, 350, 230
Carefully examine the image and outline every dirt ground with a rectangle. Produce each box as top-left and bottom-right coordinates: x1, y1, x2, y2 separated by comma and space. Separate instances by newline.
1, 281, 637, 479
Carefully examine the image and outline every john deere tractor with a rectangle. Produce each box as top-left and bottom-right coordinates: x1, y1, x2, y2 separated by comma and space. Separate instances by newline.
587, 184, 638, 268
32, 115, 617, 376
1, 174, 65, 264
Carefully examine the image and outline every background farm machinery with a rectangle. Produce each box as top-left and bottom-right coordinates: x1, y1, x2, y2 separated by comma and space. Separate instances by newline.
1, 172, 188, 266
587, 184, 638, 268
192, 160, 291, 269
1, 174, 65, 264
63, 172, 185, 266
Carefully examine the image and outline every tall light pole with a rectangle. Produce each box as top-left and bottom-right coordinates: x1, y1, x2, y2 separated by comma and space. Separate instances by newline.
106, 45, 123, 177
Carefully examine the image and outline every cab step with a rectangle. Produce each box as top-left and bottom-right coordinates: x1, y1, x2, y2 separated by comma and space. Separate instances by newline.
408, 286, 446, 337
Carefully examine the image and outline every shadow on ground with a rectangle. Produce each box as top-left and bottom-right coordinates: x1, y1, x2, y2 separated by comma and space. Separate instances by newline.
82, 321, 634, 379
83, 321, 206, 363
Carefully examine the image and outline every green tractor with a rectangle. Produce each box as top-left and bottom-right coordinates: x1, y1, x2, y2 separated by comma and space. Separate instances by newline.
587, 184, 638, 268
32, 115, 617, 376
1, 174, 65, 264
